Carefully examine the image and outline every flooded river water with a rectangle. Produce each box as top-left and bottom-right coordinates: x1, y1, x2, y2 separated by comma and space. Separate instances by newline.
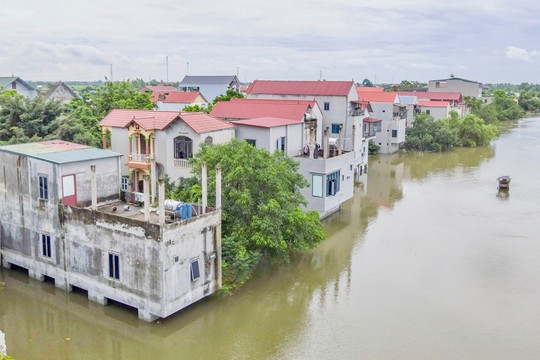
1, 117, 540, 359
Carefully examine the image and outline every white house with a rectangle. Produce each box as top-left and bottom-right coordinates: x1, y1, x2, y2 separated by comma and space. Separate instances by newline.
41, 81, 78, 105
156, 91, 208, 111
99, 110, 235, 197
356, 90, 407, 154
245, 80, 373, 179
0, 76, 36, 99
178, 75, 240, 103
417, 100, 452, 120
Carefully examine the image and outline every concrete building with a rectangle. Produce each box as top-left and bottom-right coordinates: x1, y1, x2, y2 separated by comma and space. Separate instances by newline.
41, 81, 78, 105
427, 77, 482, 98
417, 100, 452, 120
156, 91, 208, 111
357, 90, 407, 154
0, 76, 36, 99
0, 140, 223, 322
99, 109, 235, 196
244, 80, 375, 179
212, 96, 365, 218
178, 75, 240, 103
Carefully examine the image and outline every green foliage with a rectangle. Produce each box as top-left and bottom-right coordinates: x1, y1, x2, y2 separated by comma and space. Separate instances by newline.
368, 139, 380, 154
179, 139, 326, 287
361, 78, 374, 87
405, 113, 458, 152
450, 114, 499, 147
182, 104, 210, 113
396, 80, 427, 90
165, 176, 202, 203
0, 93, 63, 144
518, 89, 540, 112
0, 355, 15, 360
212, 89, 245, 105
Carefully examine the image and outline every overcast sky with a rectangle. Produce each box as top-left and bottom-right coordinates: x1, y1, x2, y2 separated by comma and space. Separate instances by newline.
1, 0, 539, 84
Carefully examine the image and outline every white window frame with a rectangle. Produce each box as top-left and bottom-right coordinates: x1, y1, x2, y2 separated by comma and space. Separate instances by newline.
190, 258, 201, 281
121, 176, 129, 191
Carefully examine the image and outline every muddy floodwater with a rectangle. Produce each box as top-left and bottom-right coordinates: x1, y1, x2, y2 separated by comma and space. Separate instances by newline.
1, 117, 540, 360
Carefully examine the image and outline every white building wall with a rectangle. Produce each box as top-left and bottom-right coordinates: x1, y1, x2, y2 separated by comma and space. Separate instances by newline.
428, 79, 482, 98
420, 105, 450, 121
296, 151, 355, 219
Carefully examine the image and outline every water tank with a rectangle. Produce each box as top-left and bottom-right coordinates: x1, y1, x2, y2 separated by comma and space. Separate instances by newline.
163, 199, 192, 220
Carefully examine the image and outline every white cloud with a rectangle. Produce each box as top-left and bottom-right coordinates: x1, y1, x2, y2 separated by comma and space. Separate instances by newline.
505, 46, 540, 62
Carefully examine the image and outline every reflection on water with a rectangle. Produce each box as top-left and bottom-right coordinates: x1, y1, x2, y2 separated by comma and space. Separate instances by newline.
2, 118, 540, 360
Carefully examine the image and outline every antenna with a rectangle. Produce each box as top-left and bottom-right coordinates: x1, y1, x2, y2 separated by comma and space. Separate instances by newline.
187, 61, 189, 76
319, 70, 322, 81
166, 56, 169, 82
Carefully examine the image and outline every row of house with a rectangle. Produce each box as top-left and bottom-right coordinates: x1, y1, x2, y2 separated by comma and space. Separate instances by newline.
0, 74, 484, 322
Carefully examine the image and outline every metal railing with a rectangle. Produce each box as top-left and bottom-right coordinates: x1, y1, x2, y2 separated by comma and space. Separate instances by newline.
174, 159, 192, 168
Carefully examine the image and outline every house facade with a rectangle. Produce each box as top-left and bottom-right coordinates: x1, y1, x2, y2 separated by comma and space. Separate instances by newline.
245, 80, 374, 179
99, 110, 234, 198
178, 75, 240, 103
417, 100, 452, 120
0, 140, 223, 322
41, 81, 78, 105
0, 76, 36, 99
156, 91, 208, 111
357, 90, 407, 154
427, 77, 482, 98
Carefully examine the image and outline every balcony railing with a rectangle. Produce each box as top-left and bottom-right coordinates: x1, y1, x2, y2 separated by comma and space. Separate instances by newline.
348, 109, 363, 117
174, 159, 192, 168
129, 153, 149, 163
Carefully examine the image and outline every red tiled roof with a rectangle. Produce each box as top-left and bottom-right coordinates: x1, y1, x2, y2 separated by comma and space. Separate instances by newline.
357, 86, 384, 92
179, 112, 235, 134
418, 100, 450, 108
99, 109, 180, 128
363, 117, 382, 123
211, 98, 315, 120
357, 91, 398, 103
163, 91, 204, 103
398, 91, 462, 102
150, 91, 169, 102
231, 117, 302, 128
246, 80, 354, 96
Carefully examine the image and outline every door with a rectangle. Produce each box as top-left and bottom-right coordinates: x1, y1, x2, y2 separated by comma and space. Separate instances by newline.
62, 174, 77, 206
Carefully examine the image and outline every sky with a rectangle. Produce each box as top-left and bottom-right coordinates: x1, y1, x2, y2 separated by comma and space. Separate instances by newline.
1, 0, 539, 84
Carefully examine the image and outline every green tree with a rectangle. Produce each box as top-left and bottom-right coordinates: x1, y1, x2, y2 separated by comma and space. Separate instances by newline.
405, 113, 457, 152
361, 78, 374, 87
0, 93, 63, 144
212, 89, 245, 105
182, 104, 209, 113
171, 139, 326, 287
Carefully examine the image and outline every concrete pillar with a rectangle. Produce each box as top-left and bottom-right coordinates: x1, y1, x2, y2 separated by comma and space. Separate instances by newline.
89, 291, 107, 305
215, 166, 222, 288
28, 270, 44, 282
144, 175, 150, 222
128, 136, 133, 162
138, 308, 159, 322
215, 166, 221, 210
150, 157, 156, 204
324, 127, 329, 159
158, 179, 165, 226
338, 124, 344, 155
91, 165, 97, 210
102, 133, 107, 149
202, 162, 207, 214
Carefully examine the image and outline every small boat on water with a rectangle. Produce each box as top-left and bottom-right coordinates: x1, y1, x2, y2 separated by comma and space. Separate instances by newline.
497, 176, 511, 189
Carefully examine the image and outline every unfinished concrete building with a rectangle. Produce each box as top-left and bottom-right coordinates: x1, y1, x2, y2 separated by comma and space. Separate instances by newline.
0, 140, 222, 322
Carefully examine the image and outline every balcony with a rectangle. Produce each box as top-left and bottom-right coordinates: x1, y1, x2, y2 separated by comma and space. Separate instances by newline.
126, 153, 151, 169
174, 159, 192, 168
348, 109, 364, 117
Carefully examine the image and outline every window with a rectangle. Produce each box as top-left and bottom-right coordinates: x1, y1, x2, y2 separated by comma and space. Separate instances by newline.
121, 176, 129, 191
174, 136, 193, 159
426, 110, 431, 115
331, 124, 341, 134
190, 259, 200, 281
312, 174, 323, 197
108, 253, 120, 280
41, 234, 52, 258
326, 171, 340, 196
391, 130, 397, 137
39, 175, 48, 200
280, 137, 286, 152
324, 102, 330, 111
246, 139, 256, 146
204, 136, 213, 145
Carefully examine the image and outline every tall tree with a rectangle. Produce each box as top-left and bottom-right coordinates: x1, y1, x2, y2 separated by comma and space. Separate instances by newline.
173, 139, 326, 287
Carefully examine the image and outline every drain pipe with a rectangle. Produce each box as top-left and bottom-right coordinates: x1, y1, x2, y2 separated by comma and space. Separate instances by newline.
324, 127, 329, 159
338, 124, 344, 155
215, 165, 222, 288
158, 179, 165, 226
144, 175, 150, 222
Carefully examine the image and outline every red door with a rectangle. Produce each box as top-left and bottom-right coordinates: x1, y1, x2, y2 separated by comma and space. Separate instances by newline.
62, 174, 77, 206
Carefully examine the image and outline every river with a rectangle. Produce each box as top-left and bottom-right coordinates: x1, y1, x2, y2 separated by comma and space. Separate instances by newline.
1, 117, 540, 359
